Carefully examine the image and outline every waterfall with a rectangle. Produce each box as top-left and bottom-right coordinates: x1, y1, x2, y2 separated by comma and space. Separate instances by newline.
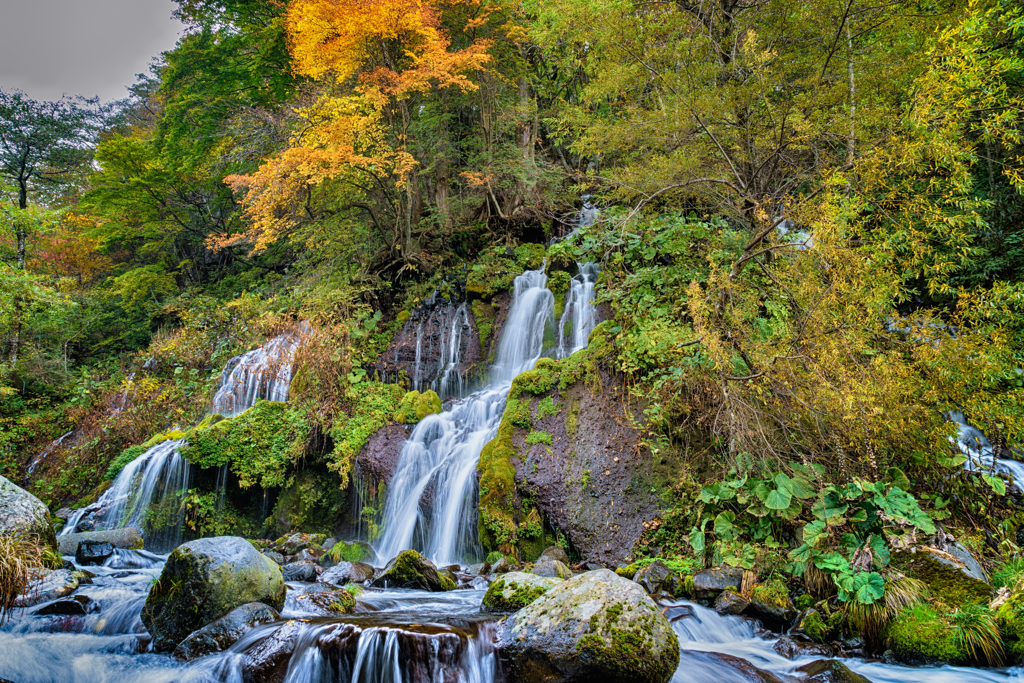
375, 268, 554, 565
60, 440, 191, 552
558, 263, 599, 358
435, 302, 470, 399
26, 430, 74, 475
412, 321, 424, 392
211, 325, 306, 417
950, 411, 1024, 488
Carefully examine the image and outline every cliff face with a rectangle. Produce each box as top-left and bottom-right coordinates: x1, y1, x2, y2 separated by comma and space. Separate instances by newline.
477, 325, 682, 567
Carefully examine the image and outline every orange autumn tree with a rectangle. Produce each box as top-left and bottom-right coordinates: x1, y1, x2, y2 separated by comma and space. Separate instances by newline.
219, 0, 493, 263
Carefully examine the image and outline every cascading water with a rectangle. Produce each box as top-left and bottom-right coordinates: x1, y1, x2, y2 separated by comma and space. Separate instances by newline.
557, 262, 599, 358
59, 440, 190, 551
435, 302, 470, 399
950, 411, 1024, 488
375, 268, 554, 565
211, 325, 307, 417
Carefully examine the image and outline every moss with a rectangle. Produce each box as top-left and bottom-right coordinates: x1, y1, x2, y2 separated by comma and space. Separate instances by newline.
800, 610, 830, 642
887, 604, 966, 663
525, 430, 553, 446
471, 300, 496, 351
565, 399, 580, 439
535, 396, 559, 419
483, 577, 554, 611
325, 540, 375, 564
577, 606, 678, 681
440, 574, 457, 591
996, 589, 1024, 660
466, 243, 546, 300
183, 400, 309, 489
329, 589, 356, 612
105, 444, 148, 480
394, 389, 443, 424
750, 578, 790, 609
143, 429, 188, 448
894, 551, 993, 609
327, 381, 405, 487
397, 310, 410, 325
509, 367, 557, 398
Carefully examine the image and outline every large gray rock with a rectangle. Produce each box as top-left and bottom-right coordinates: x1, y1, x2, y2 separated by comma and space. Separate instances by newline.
141, 537, 286, 652
57, 527, 143, 555
75, 540, 113, 566
531, 560, 572, 580
370, 550, 454, 591
483, 572, 563, 612
693, 566, 744, 594
633, 561, 679, 595
0, 475, 56, 550
538, 546, 570, 565
173, 602, 280, 661
282, 561, 318, 582
497, 568, 679, 683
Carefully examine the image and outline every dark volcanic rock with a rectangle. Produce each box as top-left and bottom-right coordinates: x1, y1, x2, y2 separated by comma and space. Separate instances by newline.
75, 540, 114, 566
715, 590, 751, 615
680, 651, 787, 683
354, 423, 411, 490
241, 619, 301, 683
35, 595, 98, 616
506, 363, 681, 567
795, 659, 872, 683
693, 566, 744, 594
773, 636, 836, 660
282, 561, 318, 582
142, 536, 286, 653
174, 602, 280, 661
634, 560, 678, 596
370, 550, 453, 591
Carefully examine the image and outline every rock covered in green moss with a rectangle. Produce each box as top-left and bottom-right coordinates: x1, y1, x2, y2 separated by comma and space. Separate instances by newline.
886, 604, 966, 664
894, 549, 992, 607
141, 536, 286, 652
996, 588, 1024, 662
795, 659, 872, 683
497, 568, 679, 683
370, 550, 454, 591
394, 390, 443, 424
279, 532, 326, 555
0, 475, 57, 551
294, 586, 357, 615
319, 561, 375, 587
484, 572, 563, 612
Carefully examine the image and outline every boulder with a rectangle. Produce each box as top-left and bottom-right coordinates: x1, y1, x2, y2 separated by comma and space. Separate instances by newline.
35, 594, 98, 616
279, 533, 324, 555
773, 636, 836, 660
922, 543, 989, 583
320, 540, 376, 567
0, 475, 57, 550
16, 569, 78, 607
531, 560, 572, 580
715, 590, 751, 616
538, 546, 570, 565
262, 551, 285, 566
141, 536, 286, 652
57, 528, 143, 555
681, 651, 787, 683
370, 550, 455, 591
75, 540, 114, 566
747, 584, 797, 629
491, 557, 514, 574
294, 587, 356, 615
633, 561, 678, 595
295, 548, 324, 563
692, 565, 744, 594
241, 619, 301, 683
483, 572, 563, 612
497, 568, 679, 683
466, 562, 491, 576
795, 659, 872, 683
282, 561, 318, 582
173, 602, 280, 661
319, 561, 375, 587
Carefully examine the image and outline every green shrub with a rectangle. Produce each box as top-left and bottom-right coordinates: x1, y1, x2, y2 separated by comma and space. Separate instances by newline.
105, 445, 148, 480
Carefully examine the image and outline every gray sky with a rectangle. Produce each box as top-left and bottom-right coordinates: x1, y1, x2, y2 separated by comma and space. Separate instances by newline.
0, 0, 185, 103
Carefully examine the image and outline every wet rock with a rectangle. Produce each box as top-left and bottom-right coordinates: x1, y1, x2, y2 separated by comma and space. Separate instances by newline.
747, 587, 797, 629
633, 561, 678, 595
35, 594, 98, 616
57, 527, 143, 555
773, 636, 836, 660
715, 590, 750, 616
491, 557, 514, 574
370, 550, 454, 591
682, 651, 786, 683
353, 424, 410, 490
795, 659, 872, 683
282, 561, 318, 582
0, 475, 57, 550
142, 536, 286, 652
466, 562, 491, 576
531, 560, 572, 580
173, 602, 280, 661
17, 569, 78, 607
483, 571, 563, 612
294, 548, 324, 563
470, 576, 491, 591
262, 551, 284, 566
279, 533, 324, 555
75, 540, 114, 566
497, 569, 679, 683
538, 546, 570, 565
322, 538, 337, 551
692, 566, 744, 595
439, 567, 459, 587
294, 588, 356, 615
241, 619, 301, 683
920, 543, 989, 583
319, 561, 375, 587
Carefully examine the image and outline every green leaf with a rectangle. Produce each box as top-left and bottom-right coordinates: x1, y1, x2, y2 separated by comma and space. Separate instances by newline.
764, 488, 792, 510
714, 511, 738, 540
938, 454, 968, 468
854, 572, 885, 604
886, 467, 911, 492
689, 524, 706, 553
802, 520, 828, 546
983, 473, 1007, 496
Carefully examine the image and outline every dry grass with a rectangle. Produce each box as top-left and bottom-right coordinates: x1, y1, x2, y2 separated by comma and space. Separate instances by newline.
0, 533, 45, 625
847, 575, 928, 645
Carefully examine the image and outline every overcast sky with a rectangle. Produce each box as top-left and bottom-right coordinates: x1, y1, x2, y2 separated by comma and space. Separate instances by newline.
0, 0, 185, 103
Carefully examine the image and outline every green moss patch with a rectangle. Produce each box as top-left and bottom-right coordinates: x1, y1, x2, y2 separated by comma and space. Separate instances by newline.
394, 390, 443, 424
887, 604, 966, 663
327, 381, 405, 487
894, 551, 993, 608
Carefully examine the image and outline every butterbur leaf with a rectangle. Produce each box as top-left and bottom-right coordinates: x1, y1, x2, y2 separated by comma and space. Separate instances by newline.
886, 467, 911, 492
938, 454, 968, 468
802, 520, 828, 546
854, 572, 885, 604
813, 492, 848, 523
764, 488, 792, 510
867, 534, 890, 568
814, 552, 850, 573
714, 511, 737, 540
789, 543, 814, 563
849, 507, 868, 523
689, 525, 706, 553
983, 473, 1007, 496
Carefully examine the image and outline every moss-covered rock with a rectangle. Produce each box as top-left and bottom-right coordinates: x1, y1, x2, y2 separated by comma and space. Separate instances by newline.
466, 243, 546, 300
0, 475, 58, 552
172, 602, 280, 661
370, 550, 454, 591
484, 571, 563, 612
886, 604, 966, 664
321, 540, 376, 566
996, 588, 1024, 662
142, 536, 286, 652
497, 568, 679, 683
894, 550, 993, 608
394, 390, 443, 424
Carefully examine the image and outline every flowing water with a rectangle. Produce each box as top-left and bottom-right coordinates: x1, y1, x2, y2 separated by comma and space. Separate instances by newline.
211, 325, 307, 417
374, 268, 554, 566
950, 411, 1024, 489
557, 262, 599, 358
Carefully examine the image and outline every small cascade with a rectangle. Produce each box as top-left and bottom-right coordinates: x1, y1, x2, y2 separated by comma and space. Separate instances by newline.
59, 440, 191, 552
412, 322, 424, 391
435, 302, 470, 399
211, 325, 307, 417
562, 195, 600, 240
950, 411, 1024, 488
557, 262, 599, 358
375, 268, 554, 565
26, 430, 74, 475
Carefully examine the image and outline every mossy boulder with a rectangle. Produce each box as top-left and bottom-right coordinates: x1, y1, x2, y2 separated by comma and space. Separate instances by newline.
497, 568, 679, 683
370, 550, 455, 591
886, 604, 966, 664
173, 602, 280, 661
0, 475, 57, 552
894, 549, 992, 607
532, 560, 573, 580
141, 536, 286, 652
319, 561, 375, 587
279, 533, 326, 555
996, 588, 1024, 662
294, 587, 357, 615
394, 390, 443, 424
484, 572, 564, 612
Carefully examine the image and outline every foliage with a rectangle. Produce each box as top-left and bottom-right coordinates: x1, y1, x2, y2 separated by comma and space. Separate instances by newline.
0, 533, 44, 625
394, 389, 442, 424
